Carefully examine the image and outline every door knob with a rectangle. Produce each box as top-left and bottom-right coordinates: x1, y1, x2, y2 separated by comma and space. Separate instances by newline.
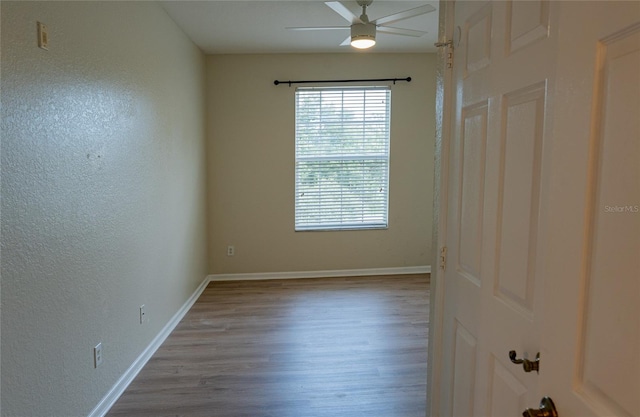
522, 396, 558, 417
509, 350, 540, 373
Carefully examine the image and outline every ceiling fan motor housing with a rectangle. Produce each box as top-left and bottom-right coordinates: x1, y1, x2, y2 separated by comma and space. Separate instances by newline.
351, 23, 376, 42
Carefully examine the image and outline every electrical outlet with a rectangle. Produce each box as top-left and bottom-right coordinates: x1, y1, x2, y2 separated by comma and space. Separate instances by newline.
94, 343, 103, 368
227, 245, 235, 256
139, 305, 145, 324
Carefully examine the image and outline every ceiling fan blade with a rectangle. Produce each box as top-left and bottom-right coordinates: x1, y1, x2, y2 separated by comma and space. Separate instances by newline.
377, 26, 427, 37
374, 4, 436, 26
339, 36, 352, 46
286, 26, 350, 31
326, 1, 363, 24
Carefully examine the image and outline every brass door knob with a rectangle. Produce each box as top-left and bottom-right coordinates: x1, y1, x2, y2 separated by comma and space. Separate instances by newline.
523, 397, 558, 417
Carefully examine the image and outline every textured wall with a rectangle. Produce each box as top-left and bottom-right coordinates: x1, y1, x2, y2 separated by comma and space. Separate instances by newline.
1, 2, 208, 416
206, 54, 435, 274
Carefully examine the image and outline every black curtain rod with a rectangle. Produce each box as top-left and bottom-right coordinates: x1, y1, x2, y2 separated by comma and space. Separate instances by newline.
273, 77, 411, 86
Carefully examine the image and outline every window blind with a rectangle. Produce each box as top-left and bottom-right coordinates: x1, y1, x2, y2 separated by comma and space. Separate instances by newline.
295, 86, 391, 231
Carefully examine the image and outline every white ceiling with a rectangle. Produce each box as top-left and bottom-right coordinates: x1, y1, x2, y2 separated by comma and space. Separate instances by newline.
160, 1, 440, 54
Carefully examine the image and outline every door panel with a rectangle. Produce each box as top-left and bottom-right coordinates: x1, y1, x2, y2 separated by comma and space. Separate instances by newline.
452, 321, 477, 417
506, 0, 549, 54
458, 101, 488, 285
577, 30, 639, 416
542, 4, 639, 415
463, 4, 492, 77
494, 82, 546, 317
487, 356, 528, 416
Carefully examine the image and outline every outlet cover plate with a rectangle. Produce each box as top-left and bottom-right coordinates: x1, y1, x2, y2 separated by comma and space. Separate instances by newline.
139, 305, 145, 324
94, 343, 103, 368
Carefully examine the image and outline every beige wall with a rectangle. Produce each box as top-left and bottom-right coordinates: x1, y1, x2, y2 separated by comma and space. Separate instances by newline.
207, 54, 435, 274
1, 2, 208, 416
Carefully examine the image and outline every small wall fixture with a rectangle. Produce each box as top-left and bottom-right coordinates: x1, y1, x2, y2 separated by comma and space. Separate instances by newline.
351, 23, 376, 49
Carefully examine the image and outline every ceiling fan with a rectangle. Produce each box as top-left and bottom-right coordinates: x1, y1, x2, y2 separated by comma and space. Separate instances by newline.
287, 1, 436, 49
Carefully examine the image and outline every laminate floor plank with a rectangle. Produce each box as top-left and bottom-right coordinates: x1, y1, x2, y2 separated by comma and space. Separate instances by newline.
107, 274, 429, 417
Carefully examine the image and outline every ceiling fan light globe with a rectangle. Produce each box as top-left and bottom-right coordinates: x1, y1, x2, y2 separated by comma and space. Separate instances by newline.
351, 37, 376, 49
350, 23, 376, 49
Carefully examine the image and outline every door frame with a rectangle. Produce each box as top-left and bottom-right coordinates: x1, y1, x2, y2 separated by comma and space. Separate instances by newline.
427, 1, 455, 416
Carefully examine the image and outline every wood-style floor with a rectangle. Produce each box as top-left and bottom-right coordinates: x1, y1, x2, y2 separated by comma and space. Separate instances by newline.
107, 274, 429, 417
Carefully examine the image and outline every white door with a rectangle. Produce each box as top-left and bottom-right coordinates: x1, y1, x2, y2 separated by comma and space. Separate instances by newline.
435, 1, 639, 416
541, 2, 639, 416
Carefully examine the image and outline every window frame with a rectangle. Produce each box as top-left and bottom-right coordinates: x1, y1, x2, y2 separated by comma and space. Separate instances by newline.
294, 86, 392, 232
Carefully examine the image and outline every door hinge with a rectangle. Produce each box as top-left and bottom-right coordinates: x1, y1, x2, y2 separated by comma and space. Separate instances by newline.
434, 40, 454, 69
440, 246, 448, 270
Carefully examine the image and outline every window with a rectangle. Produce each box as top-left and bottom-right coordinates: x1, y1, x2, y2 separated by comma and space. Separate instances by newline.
295, 86, 391, 231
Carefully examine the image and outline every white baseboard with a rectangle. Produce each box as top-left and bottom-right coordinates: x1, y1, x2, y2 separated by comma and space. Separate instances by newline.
209, 265, 431, 282
87, 275, 212, 417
